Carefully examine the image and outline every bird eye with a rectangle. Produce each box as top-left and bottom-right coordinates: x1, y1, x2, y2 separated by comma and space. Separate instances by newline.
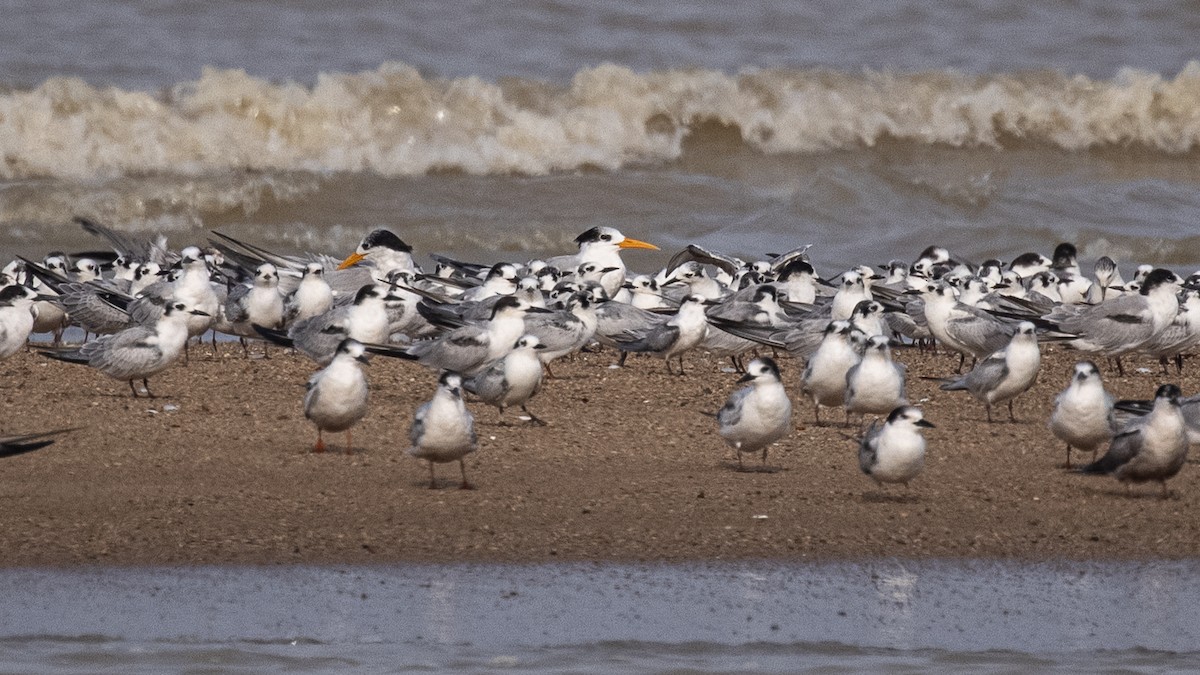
601, 234, 611, 241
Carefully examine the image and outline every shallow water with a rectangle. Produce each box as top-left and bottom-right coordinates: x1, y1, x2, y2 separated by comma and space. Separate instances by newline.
1, 560, 1199, 673
2, 2, 1200, 273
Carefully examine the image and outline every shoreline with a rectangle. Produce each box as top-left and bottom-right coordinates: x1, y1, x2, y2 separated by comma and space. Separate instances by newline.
1, 342, 1199, 567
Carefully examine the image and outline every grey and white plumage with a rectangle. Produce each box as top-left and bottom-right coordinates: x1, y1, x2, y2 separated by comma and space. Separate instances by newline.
919, 282, 1015, 370
304, 338, 370, 454
334, 229, 419, 291
858, 405, 934, 487
401, 296, 544, 375
39, 301, 208, 397
284, 263, 335, 326
409, 372, 478, 489
1045, 268, 1182, 372
716, 357, 792, 469
262, 284, 394, 366
218, 262, 285, 340
1077, 384, 1188, 498
463, 334, 547, 424
844, 335, 908, 418
801, 320, 864, 424
0, 285, 38, 360
1049, 361, 1116, 468
543, 226, 659, 298
938, 321, 1041, 423
615, 294, 709, 375
522, 292, 598, 365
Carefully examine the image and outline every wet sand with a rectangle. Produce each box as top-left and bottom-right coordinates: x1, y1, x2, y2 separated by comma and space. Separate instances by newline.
1, 342, 1198, 567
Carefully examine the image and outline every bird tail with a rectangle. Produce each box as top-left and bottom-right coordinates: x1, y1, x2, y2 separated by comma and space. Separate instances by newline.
37, 349, 89, 366
253, 323, 294, 348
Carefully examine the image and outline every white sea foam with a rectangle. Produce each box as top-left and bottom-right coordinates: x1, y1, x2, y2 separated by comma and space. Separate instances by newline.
3, 62, 1200, 180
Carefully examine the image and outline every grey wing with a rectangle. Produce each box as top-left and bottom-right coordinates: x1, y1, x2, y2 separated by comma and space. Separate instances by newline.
325, 267, 379, 297
1057, 296, 1152, 344
619, 322, 679, 354
57, 283, 134, 334
86, 328, 161, 376
223, 284, 252, 324
1083, 426, 1142, 474
717, 387, 750, 427
409, 402, 430, 446
946, 309, 1013, 356
289, 308, 350, 364
527, 313, 583, 351
964, 353, 1009, 395
858, 421, 880, 474
464, 363, 507, 404
129, 292, 169, 326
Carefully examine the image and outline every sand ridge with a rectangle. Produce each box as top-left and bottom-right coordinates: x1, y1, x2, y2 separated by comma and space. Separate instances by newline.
0, 343, 1197, 567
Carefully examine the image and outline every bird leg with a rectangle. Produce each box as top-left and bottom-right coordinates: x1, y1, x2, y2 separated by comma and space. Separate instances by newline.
955, 352, 965, 374
143, 378, 155, 398
1161, 481, 1170, 500
428, 462, 437, 489
1065, 444, 1073, 469
521, 405, 547, 426
240, 337, 249, 358
1007, 400, 1017, 423
344, 430, 353, 455
313, 430, 326, 453
128, 379, 140, 398
459, 459, 473, 490
985, 403, 993, 423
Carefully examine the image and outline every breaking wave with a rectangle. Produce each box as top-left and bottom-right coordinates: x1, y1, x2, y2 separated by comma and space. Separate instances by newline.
3, 61, 1200, 180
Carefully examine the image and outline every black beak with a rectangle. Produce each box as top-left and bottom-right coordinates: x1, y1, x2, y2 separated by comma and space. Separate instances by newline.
915, 419, 935, 428
526, 306, 553, 313
190, 310, 210, 317
737, 372, 754, 383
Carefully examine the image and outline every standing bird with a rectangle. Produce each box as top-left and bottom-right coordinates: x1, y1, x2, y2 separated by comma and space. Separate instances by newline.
464, 334, 547, 425
801, 321, 864, 425
844, 335, 908, 421
615, 294, 709, 375
410, 372, 478, 489
716, 357, 793, 470
304, 339, 370, 454
39, 302, 209, 397
543, 226, 659, 298
1076, 384, 1188, 498
938, 322, 1041, 423
284, 263, 335, 326
858, 406, 934, 489
1049, 361, 1116, 468
0, 285, 39, 360
219, 262, 285, 355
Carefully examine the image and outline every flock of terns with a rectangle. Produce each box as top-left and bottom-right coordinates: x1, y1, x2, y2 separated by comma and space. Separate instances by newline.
0, 217, 1197, 495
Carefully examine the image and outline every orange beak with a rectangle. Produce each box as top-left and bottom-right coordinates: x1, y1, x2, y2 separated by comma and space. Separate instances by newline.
337, 252, 366, 270
618, 238, 659, 251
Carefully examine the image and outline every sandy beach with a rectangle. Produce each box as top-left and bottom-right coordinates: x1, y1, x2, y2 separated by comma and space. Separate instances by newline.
1, 341, 1198, 567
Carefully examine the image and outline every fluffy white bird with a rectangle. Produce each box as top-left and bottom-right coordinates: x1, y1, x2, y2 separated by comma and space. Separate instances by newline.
858, 405, 934, 488
844, 335, 907, 420
304, 338, 370, 454
1048, 361, 1116, 468
409, 372, 478, 489
716, 357, 792, 470
801, 321, 863, 425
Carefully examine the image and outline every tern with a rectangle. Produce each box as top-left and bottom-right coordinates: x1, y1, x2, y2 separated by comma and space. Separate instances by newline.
1076, 384, 1188, 498
938, 322, 1041, 423
463, 334, 547, 425
716, 357, 793, 470
857, 406, 934, 489
543, 227, 659, 298
40, 302, 209, 397
1048, 361, 1116, 468
304, 338, 370, 454
409, 372, 478, 489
